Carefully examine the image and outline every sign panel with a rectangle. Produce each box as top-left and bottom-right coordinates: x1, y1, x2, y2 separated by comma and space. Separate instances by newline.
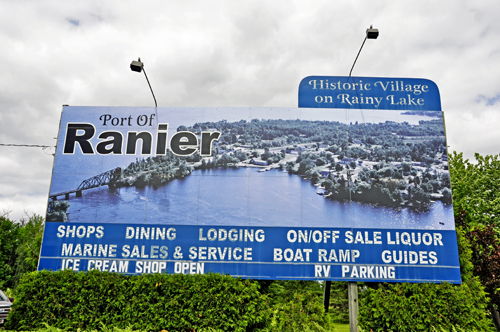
299, 76, 441, 111
39, 106, 460, 283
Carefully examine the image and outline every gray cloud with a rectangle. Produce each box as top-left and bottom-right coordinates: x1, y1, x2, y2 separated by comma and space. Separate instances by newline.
1, 0, 500, 220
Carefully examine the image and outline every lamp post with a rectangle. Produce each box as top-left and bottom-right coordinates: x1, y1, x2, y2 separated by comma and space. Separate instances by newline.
349, 25, 379, 77
349, 25, 378, 332
322, 26, 379, 332
130, 57, 158, 108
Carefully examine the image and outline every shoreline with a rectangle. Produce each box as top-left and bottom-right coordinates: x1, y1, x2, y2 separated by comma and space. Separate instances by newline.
63, 177, 454, 230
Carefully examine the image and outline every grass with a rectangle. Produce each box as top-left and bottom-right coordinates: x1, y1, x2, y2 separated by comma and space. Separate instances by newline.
332, 323, 350, 332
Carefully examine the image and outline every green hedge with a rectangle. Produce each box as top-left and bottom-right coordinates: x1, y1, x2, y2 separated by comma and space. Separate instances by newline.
6, 270, 268, 332
358, 279, 492, 332
358, 227, 494, 332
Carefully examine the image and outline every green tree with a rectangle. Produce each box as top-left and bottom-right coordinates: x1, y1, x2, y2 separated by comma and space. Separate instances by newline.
14, 214, 44, 285
258, 280, 338, 332
442, 187, 452, 204
46, 201, 70, 222
441, 172, 451, 187
449, 152, 500, 229
0, 213, 43, 289
410, 186, 430, 205
401, 161, 411, 172
0, 216, 20, 289
297, 159, 316, 175
449, 152, 500, 329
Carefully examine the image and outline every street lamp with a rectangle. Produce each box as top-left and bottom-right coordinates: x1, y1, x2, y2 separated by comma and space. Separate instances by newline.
324, 26, 379, 332
130, 57, 157, 108
366, 25, 379, 39
349, 25, 379, 76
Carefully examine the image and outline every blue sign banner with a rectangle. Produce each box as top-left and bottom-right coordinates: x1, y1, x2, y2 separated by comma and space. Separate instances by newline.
39, 223, 460, 283
40, 106, 460, 284
299, 76, 441, 111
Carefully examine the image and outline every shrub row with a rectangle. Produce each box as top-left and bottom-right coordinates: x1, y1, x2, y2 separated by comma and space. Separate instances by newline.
358, 226, 494, 332
6, 268, 494, 331
6, 270, 267, 332
358, 278, 493, 332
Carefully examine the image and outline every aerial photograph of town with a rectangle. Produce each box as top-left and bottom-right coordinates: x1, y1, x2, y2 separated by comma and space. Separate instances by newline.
47, 107, 452, 230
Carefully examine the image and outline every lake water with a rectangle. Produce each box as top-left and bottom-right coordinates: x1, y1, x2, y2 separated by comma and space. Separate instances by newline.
63, 167, 454, 230
49, 110, 442, 189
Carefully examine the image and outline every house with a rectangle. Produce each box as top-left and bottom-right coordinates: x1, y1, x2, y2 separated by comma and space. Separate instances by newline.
340, 157, 357, 164
321, 170, 334, 177
250, 158, 268, 166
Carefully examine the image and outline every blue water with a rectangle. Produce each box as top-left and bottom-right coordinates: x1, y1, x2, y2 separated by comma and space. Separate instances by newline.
50, 109, 441, 190
63, 168, 454, 230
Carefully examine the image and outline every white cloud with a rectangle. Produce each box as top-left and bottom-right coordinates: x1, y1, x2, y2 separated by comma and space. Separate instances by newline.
1, 0, 500, 220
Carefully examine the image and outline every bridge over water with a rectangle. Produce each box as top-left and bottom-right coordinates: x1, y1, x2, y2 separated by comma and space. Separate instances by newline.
49, 168, 121, 201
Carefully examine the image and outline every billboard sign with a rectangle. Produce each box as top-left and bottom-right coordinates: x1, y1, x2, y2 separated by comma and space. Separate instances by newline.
39, 105, 460, 283
299, 76, 441, 111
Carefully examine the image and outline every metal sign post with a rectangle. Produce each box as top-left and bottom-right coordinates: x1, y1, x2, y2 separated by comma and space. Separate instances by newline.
323, 280, 332, 312
348, 282, 359, 332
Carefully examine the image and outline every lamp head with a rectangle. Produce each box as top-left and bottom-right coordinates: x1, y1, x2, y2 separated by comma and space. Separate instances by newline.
130, 58, 144, 72
366, 25, 379, 39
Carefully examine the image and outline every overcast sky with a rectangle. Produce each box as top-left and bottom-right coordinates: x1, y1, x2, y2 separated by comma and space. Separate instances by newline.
1, 0, 499, 221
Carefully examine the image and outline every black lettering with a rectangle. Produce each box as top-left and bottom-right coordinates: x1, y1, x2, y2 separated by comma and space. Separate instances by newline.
63, 123, 95, 154
126, 132, 152, 154
137, 115, 148, 126
96, 131, 123, 154
99, 114, 112, 125
170, 132, 198, 156
156, 124, 168, 155
200, 132, 221, 156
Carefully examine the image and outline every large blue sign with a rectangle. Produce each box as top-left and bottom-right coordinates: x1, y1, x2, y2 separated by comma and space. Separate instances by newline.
299, 76, 441, 111
39, 106, 460, 283
39, 223, 460, 283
